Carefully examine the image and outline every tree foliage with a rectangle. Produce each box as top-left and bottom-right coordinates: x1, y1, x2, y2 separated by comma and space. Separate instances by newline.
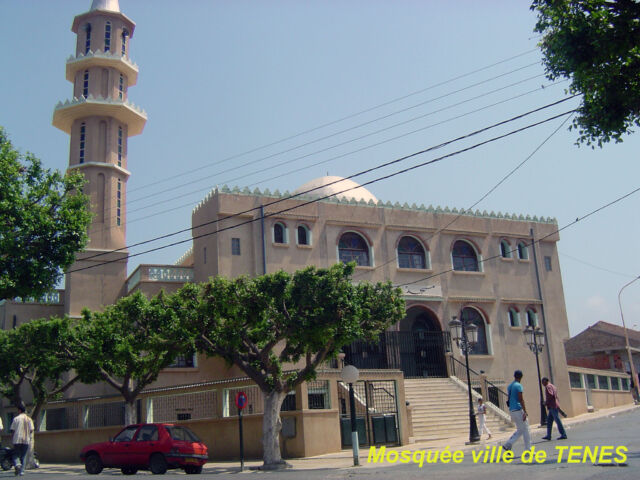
531, 0, 640, 146
73, 291, 195, 424
0, 126, 92, 299
176, 262, 405, 467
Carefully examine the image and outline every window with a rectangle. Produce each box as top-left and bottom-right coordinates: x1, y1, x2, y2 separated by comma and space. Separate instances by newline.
610, 377, 620, 390
82, 70, 89, 98
203, 247, 207, 264
280, 392, 296, 411
84, 23, 92, 54
307, 380, 330, 409
398, 236, 427, 269
452, 240, 480, 272
544, 256, 552, 271
231, 238, 241, 256
597, 375, 610, 390
169, 352, 196, 368
135, 425, 158, 442
118, 74, 124, 100
104, 21, 111, 52
114, 425, 138, 442
622, 378, 629, 390
517, 241, 529, 260
526, 308, 538, 328
338, 232, 370, 266
508, 308, 520, 327
121, 29, 128, 56
586, 374, 596, 389
79, 122, 86, 163
297, 225, 311, 246
500, 239, 512, 258
569, 372, 583, 388
461, 307, 489, 355
273, 222, 288, 244
117, 126, 123, 166
116, 180, 122, 226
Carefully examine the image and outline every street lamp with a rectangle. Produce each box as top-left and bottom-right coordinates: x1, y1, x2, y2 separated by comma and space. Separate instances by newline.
619, 276, 640, 403
449, 315, 480, 444
523, 325, 547, 427
341, 364, 360, 466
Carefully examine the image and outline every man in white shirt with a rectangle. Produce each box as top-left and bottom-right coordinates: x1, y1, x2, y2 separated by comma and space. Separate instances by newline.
10, 404, 34, 476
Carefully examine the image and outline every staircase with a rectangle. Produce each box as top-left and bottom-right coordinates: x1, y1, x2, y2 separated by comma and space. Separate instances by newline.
405, 378, 512, 442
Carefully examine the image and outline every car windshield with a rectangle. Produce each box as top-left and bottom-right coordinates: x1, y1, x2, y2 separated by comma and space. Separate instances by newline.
165, 426, 201, 443
113, 425, 138, 442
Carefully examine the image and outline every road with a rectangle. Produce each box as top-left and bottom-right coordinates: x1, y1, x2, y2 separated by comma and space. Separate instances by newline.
6, 408, 638, 479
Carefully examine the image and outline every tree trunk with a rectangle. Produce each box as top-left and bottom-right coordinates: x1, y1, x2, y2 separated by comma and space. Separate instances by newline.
261, 390, 287, 470
124, 400, 137, 425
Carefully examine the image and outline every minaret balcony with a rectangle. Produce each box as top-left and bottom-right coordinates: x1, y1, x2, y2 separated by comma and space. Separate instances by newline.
66, 50, 139, 85
53, 95, 147, 136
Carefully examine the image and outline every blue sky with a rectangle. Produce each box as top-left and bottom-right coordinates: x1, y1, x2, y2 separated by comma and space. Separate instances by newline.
1, 0, 639, 336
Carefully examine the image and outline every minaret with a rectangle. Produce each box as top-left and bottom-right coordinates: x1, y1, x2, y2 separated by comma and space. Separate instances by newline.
53, 0, 146, 316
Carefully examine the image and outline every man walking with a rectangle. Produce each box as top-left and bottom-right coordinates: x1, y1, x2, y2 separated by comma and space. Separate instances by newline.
541, 377, 567, 440
10, 403, 34, 476
502, 370, 531, 452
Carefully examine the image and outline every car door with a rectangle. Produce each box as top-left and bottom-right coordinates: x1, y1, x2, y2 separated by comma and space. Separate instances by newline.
129, 424, 160, 466
103, 425, 140, 467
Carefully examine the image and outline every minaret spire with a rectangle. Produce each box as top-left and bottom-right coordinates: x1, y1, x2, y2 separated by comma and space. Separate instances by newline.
53, 1, 146, 315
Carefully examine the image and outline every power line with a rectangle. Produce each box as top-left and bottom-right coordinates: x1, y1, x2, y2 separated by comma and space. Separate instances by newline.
558, 252, 637, 279
69, 105, 576, 273
80, 97, 577, 263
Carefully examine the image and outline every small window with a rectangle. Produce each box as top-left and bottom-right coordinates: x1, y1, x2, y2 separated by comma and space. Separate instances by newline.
79, 122, 86, 163
297, 225, 311, 246
569, 372, 583, 388
114, 425, 138, 442
203, 247, 207, 264
307, 380, 330, 409
517, 241, 529, 260
610, 377, 620, 390
84, 23, 92, 54
586, 374, 596, 389
622, 378, 629, 390
452, 240, 480, 272
121, 29, 128, 56
338, 232, 370, 267
508, 308, 520, 327
398, 236, 428, 269
104, 21, 112, 52
169, 352, 196, 368
118, 74, 124, 100
526, 308, 538, 328
135, 425, 158, 442
82, 70, 89, 98
544, 256, 552, 271
116, 180, 122, 226
500, 240, 512, 258
280, 392, 296, 412
597, 375, 610, 390
273, 222, 288, 244
117, 126, 123, 166
231, 238, 241, 256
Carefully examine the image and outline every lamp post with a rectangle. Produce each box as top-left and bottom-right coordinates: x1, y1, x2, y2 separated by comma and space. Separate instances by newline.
523, 325, 547, 427
341, 364, 360, 466
618, 276, 640, 403
449, 315, 480, 444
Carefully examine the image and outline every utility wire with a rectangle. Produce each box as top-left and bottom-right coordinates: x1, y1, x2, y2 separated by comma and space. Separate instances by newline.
69, 106, 576, 272
558, 252, 638, 279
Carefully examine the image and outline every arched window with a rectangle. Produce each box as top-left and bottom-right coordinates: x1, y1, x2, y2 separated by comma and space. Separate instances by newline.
121, 29, 129, 56
79, 122, 86, 163
104, 21, 112, 52
273, 222, 287, 244
526, 308, 538, 327
452, 240, 480, 272
338, 232, 370, 266
508, 307, 520, 327
517, 241, 529, 260
461, 307, 489, 354
398, 236, 427, 269
82, 70, 89, 98
84, 23, 92, 54
500, 239, 512, 258
297, 225, 311, 246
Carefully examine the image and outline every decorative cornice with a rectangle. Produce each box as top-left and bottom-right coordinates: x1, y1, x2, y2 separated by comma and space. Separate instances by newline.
191, 184, 557, 225
66, 50, 139, 85
68, 161, 131, 177
175, 247, 193, 266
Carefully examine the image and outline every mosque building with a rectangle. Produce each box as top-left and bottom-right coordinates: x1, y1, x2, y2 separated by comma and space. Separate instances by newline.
1, 0, 577, 460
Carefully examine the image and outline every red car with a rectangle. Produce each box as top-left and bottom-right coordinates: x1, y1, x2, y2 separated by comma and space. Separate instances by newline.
80, 423, 208, 475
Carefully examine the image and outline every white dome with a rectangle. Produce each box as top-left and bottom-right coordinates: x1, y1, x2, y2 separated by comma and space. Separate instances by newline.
91, 0, 120, 12
293, 176, 378, 204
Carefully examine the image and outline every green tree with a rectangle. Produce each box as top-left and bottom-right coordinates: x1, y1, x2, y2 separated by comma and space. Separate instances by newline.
73, 291, 195, 425
531, 0, 640, 146
0, 126, 91, 300
177, 263, 405, 469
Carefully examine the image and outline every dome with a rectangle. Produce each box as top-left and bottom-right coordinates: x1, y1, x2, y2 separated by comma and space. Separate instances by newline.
293, 176, 378, 204
91, 0, 120, 12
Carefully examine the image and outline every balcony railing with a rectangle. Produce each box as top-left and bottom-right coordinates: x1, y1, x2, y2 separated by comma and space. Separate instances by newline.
127, 266, 194, 292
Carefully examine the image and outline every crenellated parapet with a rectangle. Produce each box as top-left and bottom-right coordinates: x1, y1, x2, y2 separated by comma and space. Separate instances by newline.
65, 49, 139, 85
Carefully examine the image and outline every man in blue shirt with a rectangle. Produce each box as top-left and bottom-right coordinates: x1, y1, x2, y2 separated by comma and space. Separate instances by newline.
502, 370, 531, 452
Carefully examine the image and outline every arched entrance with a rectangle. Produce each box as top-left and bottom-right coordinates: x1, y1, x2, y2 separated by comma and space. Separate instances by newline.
398, 307, 448, 377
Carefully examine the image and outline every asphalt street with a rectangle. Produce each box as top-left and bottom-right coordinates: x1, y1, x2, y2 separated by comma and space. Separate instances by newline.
4, 408, 638, 479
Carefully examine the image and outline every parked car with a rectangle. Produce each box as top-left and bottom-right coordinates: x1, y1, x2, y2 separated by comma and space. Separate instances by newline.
80, 423, 208, 475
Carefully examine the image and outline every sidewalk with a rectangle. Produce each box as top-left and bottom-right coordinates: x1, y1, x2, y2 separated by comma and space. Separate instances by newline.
31, 403, 640, 474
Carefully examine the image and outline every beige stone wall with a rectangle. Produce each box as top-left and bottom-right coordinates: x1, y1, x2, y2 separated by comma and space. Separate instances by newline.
567, 366, 634, 415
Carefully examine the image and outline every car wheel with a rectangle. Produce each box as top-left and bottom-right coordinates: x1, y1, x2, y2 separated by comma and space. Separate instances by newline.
149, 453, 167, 475
1, 457, 12, 471
185, 465, 203, 474
121, 466, 138, 475
85, 454, 103, 475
